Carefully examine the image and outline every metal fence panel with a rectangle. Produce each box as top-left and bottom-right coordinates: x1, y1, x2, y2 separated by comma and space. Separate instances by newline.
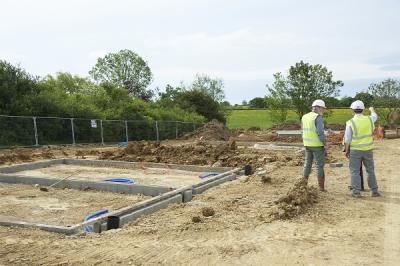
73, 119, 102, 144
102, 120, 127, 144
0, 115, 204, 148
0, 116, 35, 147
158, 121, 178, 140
127, 121, 157, 141
36, 117, 72, 145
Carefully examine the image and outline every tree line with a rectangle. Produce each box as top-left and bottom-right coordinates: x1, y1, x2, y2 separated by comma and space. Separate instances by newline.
237, 61, 400, 126
1, 50, 399, 128
0, 50, 226, 124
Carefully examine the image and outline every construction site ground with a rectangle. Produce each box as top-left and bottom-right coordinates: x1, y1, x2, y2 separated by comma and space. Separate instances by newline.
0, 138, 399, 265
0, 183, 149, 226
14, 165, 202, 188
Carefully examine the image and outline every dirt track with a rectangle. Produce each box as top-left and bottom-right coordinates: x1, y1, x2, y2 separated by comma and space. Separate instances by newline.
0, 139, 399, 265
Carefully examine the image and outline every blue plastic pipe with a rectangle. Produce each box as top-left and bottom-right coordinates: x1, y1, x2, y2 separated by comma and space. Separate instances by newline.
83, 209, 109, 233
103, 178, 135, 184
199, 172, 219, 179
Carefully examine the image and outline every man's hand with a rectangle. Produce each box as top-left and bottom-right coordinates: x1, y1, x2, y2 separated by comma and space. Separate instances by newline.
344, 143, 350, 159
324, 143, 329, 156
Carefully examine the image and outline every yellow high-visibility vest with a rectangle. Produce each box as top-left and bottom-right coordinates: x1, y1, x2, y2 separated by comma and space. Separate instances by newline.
302, 112, 323, 147
346, 115, 374, 151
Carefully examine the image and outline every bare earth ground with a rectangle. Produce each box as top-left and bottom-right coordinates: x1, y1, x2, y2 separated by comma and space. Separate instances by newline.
0, 184, 149, 226
0, 139, 399, 265
15, 165, 202, 188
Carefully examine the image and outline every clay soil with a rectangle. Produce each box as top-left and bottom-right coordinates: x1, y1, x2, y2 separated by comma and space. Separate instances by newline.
0, 184, 149, 226
0, 139, 399, 265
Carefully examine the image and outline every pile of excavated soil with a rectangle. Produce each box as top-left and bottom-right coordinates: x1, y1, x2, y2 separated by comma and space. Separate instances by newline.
326, 123, 345, 131
276, 135, 302, 143
0, 148, 55, 165
326, 131, 345, 145
182, 120, 231, 141
270, 120, 301, 130
100, 141, 305, 169
270, 177, 318, 220
101, 140, 238, 166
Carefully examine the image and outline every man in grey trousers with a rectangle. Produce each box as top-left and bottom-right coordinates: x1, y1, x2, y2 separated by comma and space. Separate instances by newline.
344, 100, 380, 198
302, 99, 328, 191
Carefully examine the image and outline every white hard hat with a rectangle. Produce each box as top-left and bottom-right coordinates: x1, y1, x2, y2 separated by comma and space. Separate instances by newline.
350, 100, 365, 110
312, 99, 326, 108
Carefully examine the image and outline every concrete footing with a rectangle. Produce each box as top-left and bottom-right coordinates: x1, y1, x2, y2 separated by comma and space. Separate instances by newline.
0, 159, 241, 235
0, 173, 170, 196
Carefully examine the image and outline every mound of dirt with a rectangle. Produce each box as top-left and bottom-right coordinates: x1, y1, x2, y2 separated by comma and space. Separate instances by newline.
201, 207, 215, 217
326, 132, 344, 145
100, 140, 239, 166
270, 178, 318, 220
0, 148, 55, 165
182, 120, 231, 141
326, 123, 345, 131
99, 140, 304, 169
270, 120, 301, 130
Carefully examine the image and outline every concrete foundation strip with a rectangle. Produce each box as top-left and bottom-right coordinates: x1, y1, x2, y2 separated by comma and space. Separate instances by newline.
0, 159, 63, 174
74, 169, 240, 230
0, 174, 170, 196
63, 159, 232, 173
0, 219, 76, 235
0, 160, 241, 234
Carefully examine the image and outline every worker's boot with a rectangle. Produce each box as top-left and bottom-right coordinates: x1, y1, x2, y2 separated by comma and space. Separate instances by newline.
318, 177, 326, 192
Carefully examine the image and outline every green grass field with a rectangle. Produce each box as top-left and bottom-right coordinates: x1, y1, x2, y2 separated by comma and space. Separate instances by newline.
226, 109, 353, 129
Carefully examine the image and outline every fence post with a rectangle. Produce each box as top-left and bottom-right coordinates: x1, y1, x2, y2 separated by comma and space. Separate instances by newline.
33, 117, 39, 146
125, 120, 129, 143
175, 121, 179, 139
155, 121, 159, 142
70, 118, 75, 145
100, 120, 104, 145
192, 122, 196, 131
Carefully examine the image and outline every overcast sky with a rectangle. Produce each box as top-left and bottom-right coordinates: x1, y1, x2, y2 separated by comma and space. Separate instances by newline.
1, 0, 400, 103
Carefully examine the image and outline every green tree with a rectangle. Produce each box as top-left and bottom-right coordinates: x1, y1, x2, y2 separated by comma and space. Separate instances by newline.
220, 101, 231, 108
89, 49, 153, 100
249, 97, 267, 108
319, 96, 341, 109
339, 96, 354, 107
0, 60, 37, 115
271, 61, 343, 119
354, 92, 374, 107
158, 84, 185, 106
191, 73, 225, 102
176, 90, 226, 123
266, 73, 291, 123
368, 79, 400, 125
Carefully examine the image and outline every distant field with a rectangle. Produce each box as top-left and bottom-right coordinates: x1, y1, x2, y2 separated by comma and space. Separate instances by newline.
226, 109, 354, 129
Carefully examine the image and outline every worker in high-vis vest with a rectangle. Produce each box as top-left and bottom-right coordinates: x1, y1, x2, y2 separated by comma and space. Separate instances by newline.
344, 100, 380, 198
302, 99, 328, 191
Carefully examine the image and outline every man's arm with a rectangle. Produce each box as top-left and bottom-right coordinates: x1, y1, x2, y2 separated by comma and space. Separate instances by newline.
344, 124, 352, 158
315, 115, 326, 145
369, 107, 378, 123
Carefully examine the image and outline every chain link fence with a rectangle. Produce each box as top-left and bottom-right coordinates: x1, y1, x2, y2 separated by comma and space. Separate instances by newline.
0, 115, 204, 148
